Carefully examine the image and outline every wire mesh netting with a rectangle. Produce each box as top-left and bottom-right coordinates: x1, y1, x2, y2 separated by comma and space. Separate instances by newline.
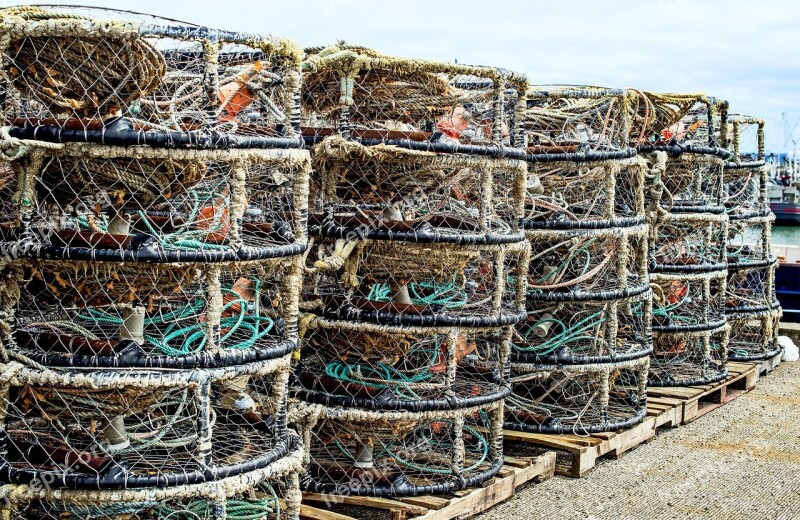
525, 158, 646, 228
724, 164, 769, 219
722, 116, 769, 220
308, 137, 527, 243
0, 6, 303, 146
506, 356, 649, 434
645, 152, 725, 211
301, 43, 527, 150
523, 87, 631, 156
302, 238, 528, 326
723, 115, 765, 165
525, 224, 648, 299
628, 92, 708, 148
628, 93, 727, 150
726, 262, 778, 315
295, 401, 503, 496
649, 212, 728, 272
6, 258, 300, 368
512, 286, 652, 365
0, 147, 310, 262
649, 325, 729, 386
727, 308, 782, 361
651, 271, 727, 332
295, 320, 511, 409
0, 362, 294, 488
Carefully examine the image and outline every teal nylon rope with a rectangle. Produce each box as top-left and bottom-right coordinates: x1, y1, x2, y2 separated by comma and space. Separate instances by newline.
75, 281, 273, 356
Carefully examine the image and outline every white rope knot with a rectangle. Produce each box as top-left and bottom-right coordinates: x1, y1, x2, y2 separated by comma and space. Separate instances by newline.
313, 239, 358, 271
0, 483, 28, 506
0, 126, 64, 161
0, 360, 25, 383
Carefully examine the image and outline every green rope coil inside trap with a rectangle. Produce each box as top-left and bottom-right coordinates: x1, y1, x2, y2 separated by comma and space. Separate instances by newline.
34, 279, 274, 356
73, 182, 233, 251
652, 295, 698, 326
512, 300, 646, 354
324, 337, 444, 400
366, 274, 468, 309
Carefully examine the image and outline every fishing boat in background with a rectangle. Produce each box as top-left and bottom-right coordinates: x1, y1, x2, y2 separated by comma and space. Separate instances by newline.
769, 186, 800, 224
767, 145, 800, 224
768, 115, 800, 223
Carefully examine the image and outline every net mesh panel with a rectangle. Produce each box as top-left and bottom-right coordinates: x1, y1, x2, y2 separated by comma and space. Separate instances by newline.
650, 213, 728, 270
649, 326, 729, 386
655, 153, 724, 209
526, 225, 648, 298
627, 92, 707, 147
1, 367, 290, 487
0, 147, 309, 261
724, 165, 768, 218
301, 403, 503, 495
301, 44, 526, 148
506, 357, 649, 434
308, 138, 527, 241
524, 87, 630, 153
723, 118, 768, 218
726, 115, 764, 164
9, 259, 298, 366
726, 217, 772, 267
303, 239, 528, 325
726, 263, 778, 314
297, 324, 509, 407
525, 158, 646, 227
512, 288, 652, 364
727, 309, 782, 361
651, 272, 726, 330
1, 6, 301, 140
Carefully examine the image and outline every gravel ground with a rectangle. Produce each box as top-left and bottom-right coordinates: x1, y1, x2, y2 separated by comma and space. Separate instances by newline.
478, 361, 800, 520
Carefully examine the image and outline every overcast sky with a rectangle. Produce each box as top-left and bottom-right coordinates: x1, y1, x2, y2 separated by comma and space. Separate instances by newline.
14, 0, 800, 153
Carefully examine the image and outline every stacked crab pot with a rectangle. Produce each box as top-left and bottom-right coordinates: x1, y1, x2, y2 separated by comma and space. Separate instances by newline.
722, 116, 782, 361
0, 7, 308, 519
633, 93, 731, 386
291, 44, 530, 496
505, 87, 652, 435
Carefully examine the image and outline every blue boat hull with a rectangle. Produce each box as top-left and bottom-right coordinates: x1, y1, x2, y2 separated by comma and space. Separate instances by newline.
775, 261, 800, 322
771, 202, 800, 225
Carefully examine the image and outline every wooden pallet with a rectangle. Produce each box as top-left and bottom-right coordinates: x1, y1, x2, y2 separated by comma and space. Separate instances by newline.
757, 349, 783, 376
300, 452, 556, 520
503, 395, 682, 477
503, 361, 761, 477
647, 361, 759, 424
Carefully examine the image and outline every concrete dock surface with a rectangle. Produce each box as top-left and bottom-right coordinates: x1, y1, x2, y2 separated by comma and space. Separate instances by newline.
479, 361, 800, 520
